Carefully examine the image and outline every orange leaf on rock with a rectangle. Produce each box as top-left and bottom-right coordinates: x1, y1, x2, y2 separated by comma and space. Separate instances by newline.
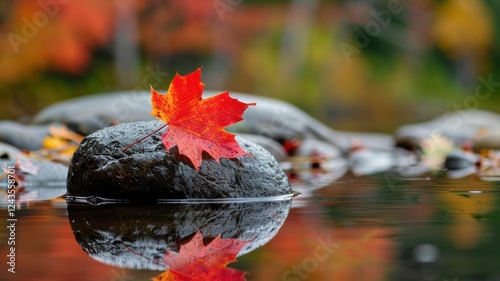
151, 68, 255, 170
153, 231, 249, 281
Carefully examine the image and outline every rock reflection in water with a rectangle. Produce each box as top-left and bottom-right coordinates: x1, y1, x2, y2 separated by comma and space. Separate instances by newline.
67, 200, 291, 272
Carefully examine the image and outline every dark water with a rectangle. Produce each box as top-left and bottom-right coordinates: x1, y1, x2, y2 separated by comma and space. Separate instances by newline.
1, 171, 500, 281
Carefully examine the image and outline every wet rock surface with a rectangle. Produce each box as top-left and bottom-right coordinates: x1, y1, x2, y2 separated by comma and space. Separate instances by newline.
67, 200, 291, 270
67, 121, 291, 199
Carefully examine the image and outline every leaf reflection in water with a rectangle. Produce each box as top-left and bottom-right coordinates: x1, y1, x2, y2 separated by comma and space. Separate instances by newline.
153, 231, 250, 281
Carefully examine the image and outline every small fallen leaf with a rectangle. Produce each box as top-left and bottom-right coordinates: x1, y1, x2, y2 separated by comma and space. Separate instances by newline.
49, 125, 85, 143
2, 161, 26, 188
34, 124, 83, 164
17, 157, 39, 175
42, 136, 68, 150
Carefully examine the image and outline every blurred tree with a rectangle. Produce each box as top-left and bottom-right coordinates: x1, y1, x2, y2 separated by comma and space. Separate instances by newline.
433, 0, 493, 89
0, 0, 116, 82
0, 0, 498, 129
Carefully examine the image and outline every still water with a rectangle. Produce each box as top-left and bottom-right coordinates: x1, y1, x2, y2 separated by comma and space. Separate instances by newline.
1, 171, 500, 281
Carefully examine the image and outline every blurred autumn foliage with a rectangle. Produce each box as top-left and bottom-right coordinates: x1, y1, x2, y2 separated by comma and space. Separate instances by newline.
0, 0, 499, 131
0, 1, 115, 80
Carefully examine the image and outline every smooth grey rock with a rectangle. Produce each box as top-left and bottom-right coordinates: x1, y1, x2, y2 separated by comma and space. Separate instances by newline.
225, 93, 352, 151
33, 91, 347, 146
447, 166, 477, 179
337, 131, 394, 151
0, 121, 50, 150
294, 138, 342, 158
396, 110, 500, 150
0, 141, 22, 159
67, 200, 291, 270
34, 91, 393, 153
473, 132, 500, 152
34, 92, 155, 135
236, 133, 288, 162
33, 92, 292, 160
444, 150, 479, 170
350, 149, 394, 176
0, 142, 68, 203
0, 142, 68, 188
67, 121, 291, 200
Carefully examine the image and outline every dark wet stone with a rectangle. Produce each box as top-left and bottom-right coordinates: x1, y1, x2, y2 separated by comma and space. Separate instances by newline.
67, 121, 291, 199
0, 121, 50, 150
444, 150, 479, 170
0, 142, 68, 201
67, 200, 291, 270
396, 110, 500, 150
34, 91, 393, 153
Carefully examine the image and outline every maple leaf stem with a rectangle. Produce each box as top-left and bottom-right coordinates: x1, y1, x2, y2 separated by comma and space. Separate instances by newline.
122, 124, 168, 152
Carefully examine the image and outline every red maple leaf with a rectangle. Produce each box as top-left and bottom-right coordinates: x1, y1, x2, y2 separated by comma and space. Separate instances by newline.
153, 231, 249, 281
124, 67, 255, 171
